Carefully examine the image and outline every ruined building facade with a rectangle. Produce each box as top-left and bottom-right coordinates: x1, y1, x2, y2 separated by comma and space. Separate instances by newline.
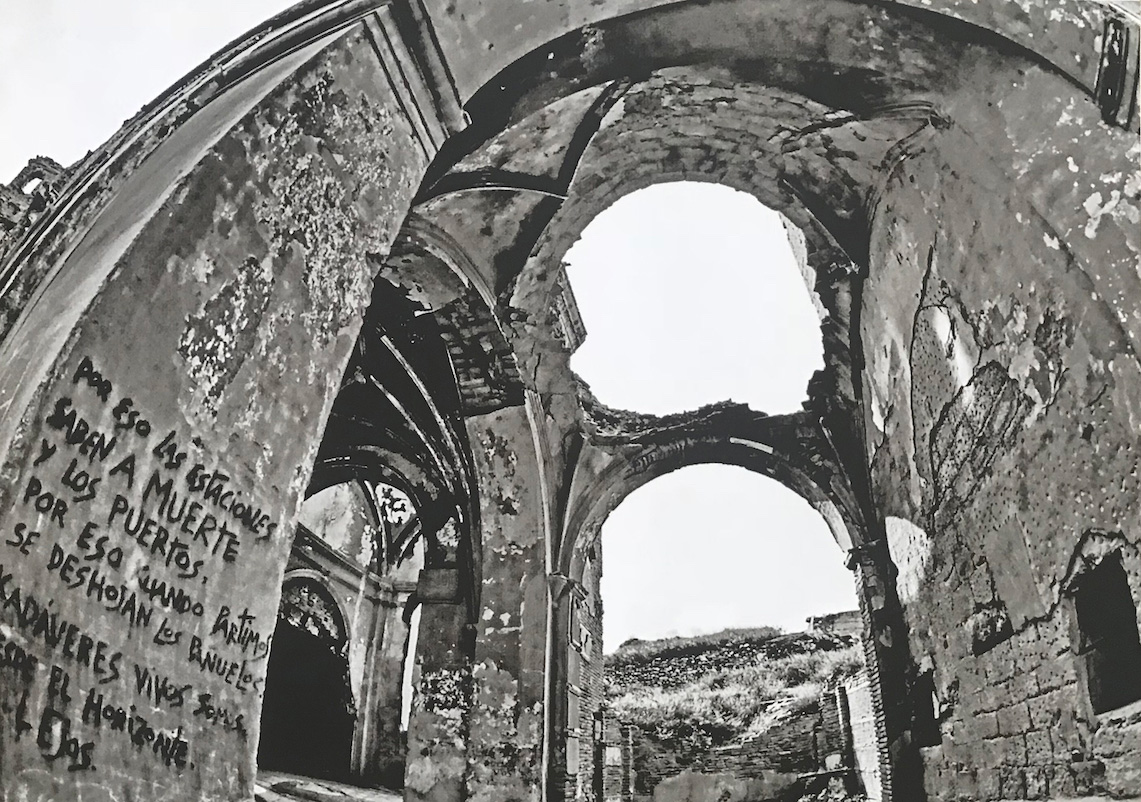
0, 1, 1138, 800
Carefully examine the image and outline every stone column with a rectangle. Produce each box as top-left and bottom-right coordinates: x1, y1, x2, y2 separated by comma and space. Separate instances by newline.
620, 723, 635, 802
463, 405, 550, 801
601, 715, 625, 802
404, 584, 472, 802
353, 586, 413, 787
847, 540, 923, 802
548, 576, 581, 801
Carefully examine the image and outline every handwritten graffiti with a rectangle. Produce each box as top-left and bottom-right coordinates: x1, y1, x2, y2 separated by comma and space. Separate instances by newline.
0, 630, 38, 684
0, 351, 290, 778
36, 666, 95, 771
185, 636, 263, 695
0, 565, 122, 683
6, 523, 42, 556
44, 397, 117, 465
210, 606, 271, 659
133, 664, 192, 710
192, 692, 247, 739
45, 544, 153, 631
107, 492, 207, 580
21, 476, 68, 528
81, 687, 190, 770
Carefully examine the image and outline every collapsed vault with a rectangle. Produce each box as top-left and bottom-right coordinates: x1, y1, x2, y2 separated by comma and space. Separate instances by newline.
0, 1, 1136, 801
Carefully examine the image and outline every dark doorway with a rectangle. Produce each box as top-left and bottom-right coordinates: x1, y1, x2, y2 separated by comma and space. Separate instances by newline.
258, 618, 356, 781
1074, 554, 1141, 714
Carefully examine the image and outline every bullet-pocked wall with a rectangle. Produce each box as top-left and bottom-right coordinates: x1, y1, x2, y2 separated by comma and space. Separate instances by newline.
859, 26, 1141, 798
0, 1, 1136, 801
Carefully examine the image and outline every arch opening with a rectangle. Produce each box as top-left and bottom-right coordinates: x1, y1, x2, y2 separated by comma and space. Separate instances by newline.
557, 464, 875, 801
258, 577, 355, 782
257, 479, 424, 792
565, 182, 824, 416
599, 465, 856, 650
0, 0, 1133, 800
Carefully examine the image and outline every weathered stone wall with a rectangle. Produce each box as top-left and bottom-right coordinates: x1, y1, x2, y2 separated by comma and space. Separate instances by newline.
861, 45, 1141, 800
1, 1, 1137, 800
462, 405, 549, 801
0, 26, 428, 801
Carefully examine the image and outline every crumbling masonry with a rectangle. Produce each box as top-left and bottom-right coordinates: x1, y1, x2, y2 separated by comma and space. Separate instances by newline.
0, 1, 1138, 800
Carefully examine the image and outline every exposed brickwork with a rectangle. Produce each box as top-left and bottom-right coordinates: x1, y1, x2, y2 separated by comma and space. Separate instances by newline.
565, 551, 606, 801
861, 52, 1141, 800
627, 687, 857, 796
845, 675, 883, 801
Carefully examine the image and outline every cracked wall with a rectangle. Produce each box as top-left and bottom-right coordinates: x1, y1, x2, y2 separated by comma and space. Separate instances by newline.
861, 52, 1141, 800
1, 2, 1138, 801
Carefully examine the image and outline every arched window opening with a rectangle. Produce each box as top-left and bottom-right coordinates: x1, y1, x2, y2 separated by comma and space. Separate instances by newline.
565, 182, 824, 415
599, 467, 855, 647
1071, 553, 1141, 715
568, 465, 870, 801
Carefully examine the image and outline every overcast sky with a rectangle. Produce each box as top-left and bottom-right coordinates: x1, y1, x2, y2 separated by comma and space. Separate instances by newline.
2, 2, 858, 651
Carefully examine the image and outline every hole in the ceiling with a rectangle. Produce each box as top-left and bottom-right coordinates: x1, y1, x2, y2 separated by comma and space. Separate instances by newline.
565, 181, 824, 415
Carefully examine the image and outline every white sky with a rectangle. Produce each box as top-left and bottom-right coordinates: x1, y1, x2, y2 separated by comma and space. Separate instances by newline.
0, 1, 296, 181
2, 2, 858, 653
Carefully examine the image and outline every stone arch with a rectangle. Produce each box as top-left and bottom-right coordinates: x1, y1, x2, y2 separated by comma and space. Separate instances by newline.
546, 404, 875, 800
289, 474, 427, 787
404, 8, 1135, 795
419, 0, 1138, 422
561, 433, 857, 580
422, 0, 1119, 111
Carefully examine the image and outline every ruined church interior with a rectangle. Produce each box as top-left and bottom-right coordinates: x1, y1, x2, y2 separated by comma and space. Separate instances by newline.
0, 1, 1139, 800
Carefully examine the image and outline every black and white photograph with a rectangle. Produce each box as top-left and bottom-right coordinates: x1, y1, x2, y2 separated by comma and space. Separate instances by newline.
0, 1, 1138, 800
